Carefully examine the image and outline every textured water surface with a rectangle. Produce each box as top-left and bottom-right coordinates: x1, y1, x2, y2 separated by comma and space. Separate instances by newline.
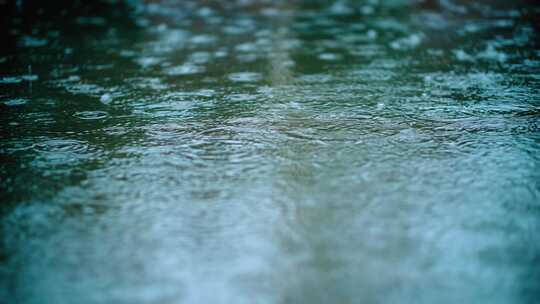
1, 1, 539, 303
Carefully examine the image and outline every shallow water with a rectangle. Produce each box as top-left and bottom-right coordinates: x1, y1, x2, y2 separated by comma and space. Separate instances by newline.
1, 0, 539, 303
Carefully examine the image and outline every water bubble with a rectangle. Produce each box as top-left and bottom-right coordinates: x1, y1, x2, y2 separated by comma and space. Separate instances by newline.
100, 93, 113, 105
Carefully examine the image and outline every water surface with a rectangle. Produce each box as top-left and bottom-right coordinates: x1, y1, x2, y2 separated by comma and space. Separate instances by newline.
1, 1, 540, 303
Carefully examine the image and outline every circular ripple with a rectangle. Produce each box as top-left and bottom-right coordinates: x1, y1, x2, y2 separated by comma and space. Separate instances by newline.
4, 98, 28, 106
33, 139, 88, 153
73, 110, 109, 120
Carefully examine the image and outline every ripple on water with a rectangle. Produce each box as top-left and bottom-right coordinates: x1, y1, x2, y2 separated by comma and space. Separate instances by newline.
0, 76, 23, 84
190, 34, 216, 45
298, 74, 334, 83
318, 53, 342, 61
31, 138, 96, 167
73, 111, 109, 120
188, 52, 212, 64
135, 57, 162, 68
227, 93, 257, 102
166, 64, 205, 76
227, 72, 263, 83
33, 139, 89, 154
390, 33, 423, 50
63, 83, 104, 97
4, 98, 28, 106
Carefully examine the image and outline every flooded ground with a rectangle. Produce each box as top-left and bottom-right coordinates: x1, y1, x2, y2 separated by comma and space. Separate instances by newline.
1, 0, 539, 303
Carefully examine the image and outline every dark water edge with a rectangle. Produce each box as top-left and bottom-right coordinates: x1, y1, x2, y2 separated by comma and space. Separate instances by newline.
1, 1, 540, 303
